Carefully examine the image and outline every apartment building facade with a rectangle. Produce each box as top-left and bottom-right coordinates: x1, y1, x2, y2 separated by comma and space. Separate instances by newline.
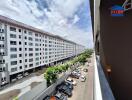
0, 15, 85, 86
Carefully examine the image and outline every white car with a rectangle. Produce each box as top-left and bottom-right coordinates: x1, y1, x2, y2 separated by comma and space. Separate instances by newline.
66, 77, 77, 86
17, 74, 23, 79
24, 72, 29, 76
80, 75, 86, 82
11, 78, 17, 82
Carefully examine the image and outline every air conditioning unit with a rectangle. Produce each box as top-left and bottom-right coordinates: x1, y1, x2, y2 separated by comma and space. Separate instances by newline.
0, 29, 4, 33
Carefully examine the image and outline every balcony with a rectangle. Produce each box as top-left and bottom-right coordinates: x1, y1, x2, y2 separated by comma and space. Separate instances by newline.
94, 54, 115, 100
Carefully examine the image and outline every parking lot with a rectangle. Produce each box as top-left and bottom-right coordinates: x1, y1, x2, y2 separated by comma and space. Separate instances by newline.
68, 57, 94, 100
43, 55, 94, 100
68, 68, 92, 100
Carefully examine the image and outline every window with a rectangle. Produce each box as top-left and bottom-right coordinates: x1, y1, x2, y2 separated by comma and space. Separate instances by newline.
10, 34, 16, 38
0, 59, 5, 64
24, 30, 27, 33
35, 48, 39, 51
29, 53, 33, 56
25, 65, 27, 68
19, 29, 21, 32
0, 52, 5, 56
25, 36, 27, 39
25, 48, 27, 51
36, 57, 39, 61
19, 48, 22, 51
0, 36, 5, 41
10, 41, 17, 45
10, 48, 17, 52
11, 67, 17, 72
29, 31, 32, 35
29, 64, 33, 67
10, 54, 17, 58
19, 60, 22, 63
19, 66, 22, 69
19, 35, 21, 39
29, 58, 33, 62
29, 42, 33, 46
35, 53, 39, 56
19, 41, 21, 45
36, 62, 39, 65
10, 27, 16, 32
11, 61, 17, 65
25, 53, 27, 56
35, 43, 38, 46
25, 59, 27, 62
28, 37, 33, 41
29, 48, 33, 51
45, 48, 48, 51
35, 34, 38, 37
0, 29, 4, 33
0, 44, 4, 48
35, 38, 38, 41
25, 42, 27, 45
19, 54, 22, 57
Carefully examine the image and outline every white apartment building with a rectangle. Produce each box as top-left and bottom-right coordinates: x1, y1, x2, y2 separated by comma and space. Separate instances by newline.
0, 15, 85, 86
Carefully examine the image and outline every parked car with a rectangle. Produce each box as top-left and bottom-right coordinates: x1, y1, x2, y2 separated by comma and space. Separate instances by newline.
11, 78, 17, 82
57, 85, 72, 97
66, 77, 73, 82
70, 72, 79, 79
80, 75, 86, 82
24, 72, 29, 76
55, 92, 68, 100
66, 78, 77, 86
17, 74, 23, 79
62, 82, 73, 90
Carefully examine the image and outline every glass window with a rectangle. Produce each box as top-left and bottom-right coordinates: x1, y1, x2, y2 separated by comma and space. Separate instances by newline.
19, 54, 22, 57
29, 48, 33, 51
19, 29, 21, 32
10, 48, 17, 52
11, 67, 17, 72
11, 61, 17, 65
10, 41, 17, 45
25, 65, 27, 68
10, 54, 17, 58
19, 35, 21, 39
29, 64, 33, 67
10, 27, 16, 32
19, 66, 22, 69
29, 58, 33, 62
10, 34, 16, 38
19, 60, 22, 63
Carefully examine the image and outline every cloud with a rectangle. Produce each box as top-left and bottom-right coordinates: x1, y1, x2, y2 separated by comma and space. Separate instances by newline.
0, 0, 93, 48
72, 15, 80, 24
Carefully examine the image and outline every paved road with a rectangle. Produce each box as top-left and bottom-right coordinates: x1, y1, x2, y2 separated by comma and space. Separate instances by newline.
68, 56, 94, 100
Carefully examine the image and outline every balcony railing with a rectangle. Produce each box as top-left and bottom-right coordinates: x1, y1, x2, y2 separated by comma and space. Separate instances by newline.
94, 54, 115, 100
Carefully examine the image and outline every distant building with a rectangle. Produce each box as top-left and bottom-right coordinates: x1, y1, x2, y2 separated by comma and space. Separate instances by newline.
0, 15, 85, 86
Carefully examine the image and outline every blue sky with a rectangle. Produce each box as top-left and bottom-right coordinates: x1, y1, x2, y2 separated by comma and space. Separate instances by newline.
0, 0, 93, 48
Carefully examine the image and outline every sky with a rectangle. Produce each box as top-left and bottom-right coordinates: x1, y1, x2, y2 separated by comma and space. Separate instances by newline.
0, 0, 93, 48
